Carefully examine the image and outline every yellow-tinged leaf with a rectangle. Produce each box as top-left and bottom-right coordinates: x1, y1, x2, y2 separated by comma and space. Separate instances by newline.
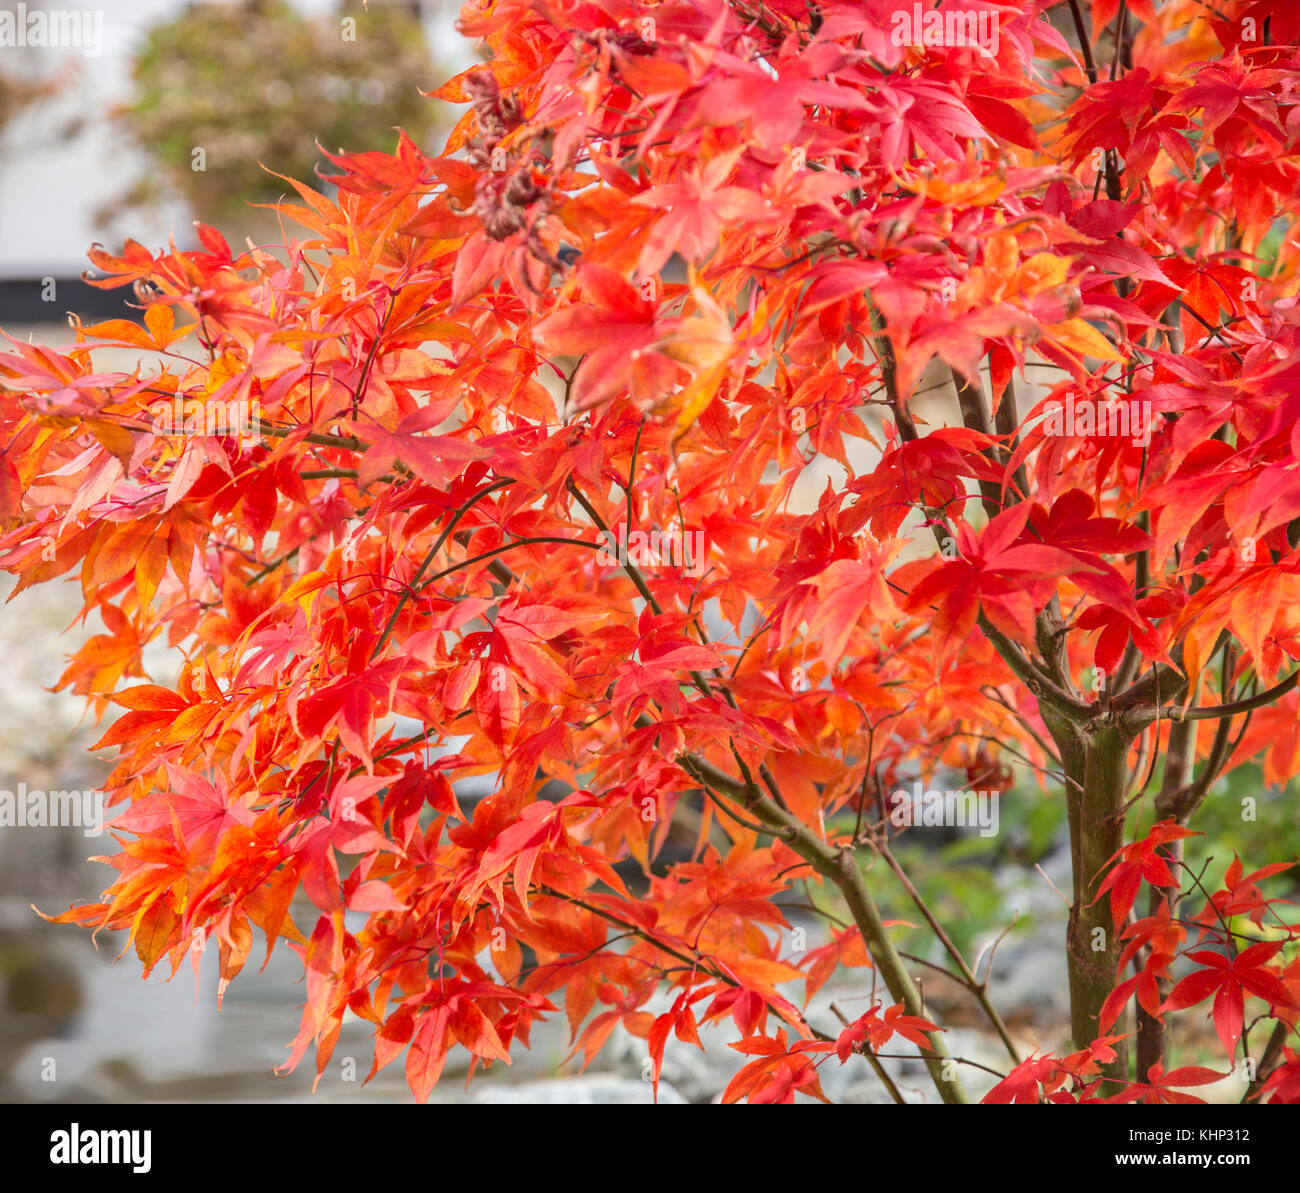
205, 352, 242, 395
144, 303, 191, 349
910, 173, 1007, 206
985, 227, 1020, 281
83, 522, 157, 592
0, 449, 20, 526
134, 535, 169, 612
280, 570, 333, 612
1045, 317, 1121, 362
80, 319, 156, 349
85, 418, 136, 466
668, 358, 731, 445
132, 898, 177, 975
1016, 252, 1072, 293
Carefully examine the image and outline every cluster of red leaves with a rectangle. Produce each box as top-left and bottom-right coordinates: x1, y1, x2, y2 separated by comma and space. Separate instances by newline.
988, 834, 1300, 1103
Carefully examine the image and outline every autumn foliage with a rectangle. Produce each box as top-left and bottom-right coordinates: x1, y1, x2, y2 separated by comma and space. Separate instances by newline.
5, 0, 1300, 1104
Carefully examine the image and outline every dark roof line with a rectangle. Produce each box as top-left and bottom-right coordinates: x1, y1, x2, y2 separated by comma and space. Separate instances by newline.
0, 277, 137, 327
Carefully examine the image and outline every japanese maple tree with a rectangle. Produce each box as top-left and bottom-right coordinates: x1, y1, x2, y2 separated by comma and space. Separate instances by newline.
4, 0, 1300, 1104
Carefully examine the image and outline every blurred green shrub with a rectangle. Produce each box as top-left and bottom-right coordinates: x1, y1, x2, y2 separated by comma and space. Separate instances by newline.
107, 0, 442, 227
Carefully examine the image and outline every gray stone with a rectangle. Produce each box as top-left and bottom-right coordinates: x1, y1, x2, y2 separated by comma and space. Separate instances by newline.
475, 1075, 687, 1104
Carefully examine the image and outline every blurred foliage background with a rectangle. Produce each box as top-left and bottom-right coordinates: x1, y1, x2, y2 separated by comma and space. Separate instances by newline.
100, 0, 446, 230
860, 761, 1300, 966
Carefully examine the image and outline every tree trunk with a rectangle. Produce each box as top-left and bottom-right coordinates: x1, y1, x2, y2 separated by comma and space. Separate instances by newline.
1136, 718, 1198, 1079
1066, 722, 1132, 1085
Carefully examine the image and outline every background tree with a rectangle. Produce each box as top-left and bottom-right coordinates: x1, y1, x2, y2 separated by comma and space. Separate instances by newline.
0, 57, 69, 140
100, 0, 443, 230
2, 0, 1300, 1104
